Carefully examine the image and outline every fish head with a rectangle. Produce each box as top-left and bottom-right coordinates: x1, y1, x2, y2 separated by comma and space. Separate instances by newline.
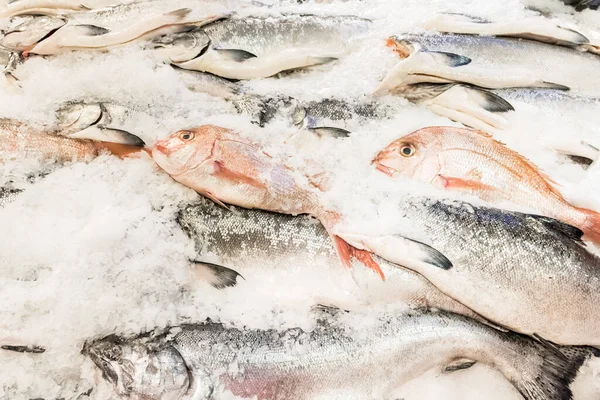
1, 15, 66, 51
151, 26, 211, 64
84, 334, 190, 400
152, 125, 229, 176
56, 102, 103, 134
372, 128, 442, 180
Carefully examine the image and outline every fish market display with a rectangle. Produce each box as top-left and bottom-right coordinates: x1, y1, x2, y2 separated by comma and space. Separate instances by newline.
172, 14, 370, 79
343, 196, 600, 346
377, 32, 600, 96
85, 308, 591, 400
373, 126, 600, 243
152, 124, 383, 278
5, 0, 600, 399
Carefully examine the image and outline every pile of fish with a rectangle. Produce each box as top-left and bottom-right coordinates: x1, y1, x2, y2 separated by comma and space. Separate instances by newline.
3, 0, 600, 399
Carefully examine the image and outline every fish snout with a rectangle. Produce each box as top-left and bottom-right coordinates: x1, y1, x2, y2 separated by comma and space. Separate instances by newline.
372, 150, 397, 176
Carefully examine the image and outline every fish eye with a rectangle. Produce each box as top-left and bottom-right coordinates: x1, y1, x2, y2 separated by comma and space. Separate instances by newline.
399, 144, 415, 157
179, 131, 195, 141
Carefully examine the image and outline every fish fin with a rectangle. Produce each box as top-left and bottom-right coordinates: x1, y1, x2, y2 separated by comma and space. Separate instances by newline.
310, 127, 351, 138
1, 344, 45, 354
93, 142, 149, 159
532, 334, 569, 362
439, 12, 491, 23
201, 191, 232, 211
443, 359, 477, 373
538, 81, 570, 91
513, 339, 587, 400
214, 49, 257, 62
211, 160, 268, 189
341, 233, 453, 271
311, 304, 350, 317
425, 51, 471, 67
72, 25, 111, 36
280, 56, 338, 74
577, 208, 600, 245
458, 85, 515, 112
332, 235, 385, 280
435, 175, 496, 192
166, 8, 192, 18
528, 215, 584, 243
68, 128, 145, 147
191, 261, 244, 289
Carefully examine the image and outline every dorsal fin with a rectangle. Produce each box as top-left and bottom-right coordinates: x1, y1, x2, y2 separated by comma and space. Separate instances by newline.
528, 215, 584, 243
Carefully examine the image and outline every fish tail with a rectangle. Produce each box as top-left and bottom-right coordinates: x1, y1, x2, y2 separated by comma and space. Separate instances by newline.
319, 211, 385, 280
514, 343, 592, 400
579, 208, 600, 245
331, 234, 385, 280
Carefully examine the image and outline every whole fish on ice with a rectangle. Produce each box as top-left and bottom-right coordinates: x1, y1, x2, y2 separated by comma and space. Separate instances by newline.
373, 126, 600, 244
1, 1, 228, 55
178, 197, 482, 319
377, 32, 600, 96
343, 196, 600, 346
152, 125, 383, 278
85, 308, 592, 400
172, 14, 370, 79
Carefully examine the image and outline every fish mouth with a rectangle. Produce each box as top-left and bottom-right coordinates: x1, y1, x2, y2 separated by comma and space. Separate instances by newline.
371, 156, 396, 176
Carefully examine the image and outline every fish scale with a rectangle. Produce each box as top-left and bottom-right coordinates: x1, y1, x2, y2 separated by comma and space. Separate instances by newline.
345, 196, 600, 347
86, 309, 593, 400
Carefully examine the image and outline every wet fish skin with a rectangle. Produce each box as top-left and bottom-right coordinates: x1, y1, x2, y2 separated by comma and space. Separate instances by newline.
0, 187, 22, 207
177, 197, 483, 319
378, 32, 600, 95
373, 126, 600, 244
173, 14, 370, 79
343, 196, 600, 347
85, 309, 590, 400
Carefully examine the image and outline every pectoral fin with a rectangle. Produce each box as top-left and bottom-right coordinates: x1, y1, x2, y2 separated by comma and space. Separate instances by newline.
214, 49, 257, 62
443, 359, 477, 373
211, 160, 267, 189
435, 175, 496, 192
191, 261, 244, 289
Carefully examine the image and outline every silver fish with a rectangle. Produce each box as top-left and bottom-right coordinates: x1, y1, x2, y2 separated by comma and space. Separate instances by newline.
377, 32, 600, 96
0, 0, 90, 18
177, 198, 485, 320
173, 14, 371, 79
3, 1, 228, 54
423, 13, 590, 48
85, 309, 592, 400
343, 196, 600, 347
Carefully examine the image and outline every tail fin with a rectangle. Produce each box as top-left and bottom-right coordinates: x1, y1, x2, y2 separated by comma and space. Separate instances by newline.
579, 208, 600, 245
515, 343, 591, 400
332, 235, 385, 280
